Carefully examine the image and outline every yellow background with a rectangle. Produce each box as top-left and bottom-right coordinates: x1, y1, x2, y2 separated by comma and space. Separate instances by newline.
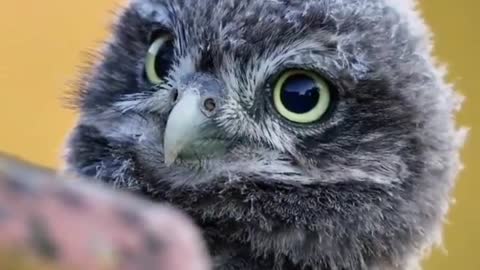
0, 1, 477, 269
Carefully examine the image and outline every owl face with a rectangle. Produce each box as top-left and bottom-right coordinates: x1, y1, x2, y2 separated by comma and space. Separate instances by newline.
73, 0, 446, 187
67, 0, 462, 268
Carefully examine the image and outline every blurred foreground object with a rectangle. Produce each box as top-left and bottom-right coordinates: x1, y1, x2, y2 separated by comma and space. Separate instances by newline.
0, 155, 211, 270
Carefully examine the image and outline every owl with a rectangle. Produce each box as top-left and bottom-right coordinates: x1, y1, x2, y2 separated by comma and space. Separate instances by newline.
65, 0, 465, 269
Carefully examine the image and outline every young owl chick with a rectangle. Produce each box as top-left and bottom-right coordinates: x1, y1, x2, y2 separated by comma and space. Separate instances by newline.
65, 0, 465, 269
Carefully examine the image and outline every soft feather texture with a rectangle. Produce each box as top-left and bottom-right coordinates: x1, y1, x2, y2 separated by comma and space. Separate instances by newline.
65, 0, 465, 269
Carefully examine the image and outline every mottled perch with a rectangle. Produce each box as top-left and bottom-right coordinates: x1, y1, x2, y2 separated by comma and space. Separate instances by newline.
0, 155, 211, 270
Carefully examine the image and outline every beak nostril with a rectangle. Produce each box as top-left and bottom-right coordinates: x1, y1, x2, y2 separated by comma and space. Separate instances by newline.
204, 98, 216, 112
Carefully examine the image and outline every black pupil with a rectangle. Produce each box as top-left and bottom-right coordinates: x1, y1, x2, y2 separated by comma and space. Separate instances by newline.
154, 39, 174, 78
280, 74, 320, 114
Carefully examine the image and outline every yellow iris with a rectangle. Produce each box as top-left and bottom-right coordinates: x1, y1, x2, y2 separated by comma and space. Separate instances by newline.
145, 35, 171, 84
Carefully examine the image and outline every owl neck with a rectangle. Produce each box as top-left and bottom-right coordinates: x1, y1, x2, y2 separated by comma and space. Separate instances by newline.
143, 176, 426, 270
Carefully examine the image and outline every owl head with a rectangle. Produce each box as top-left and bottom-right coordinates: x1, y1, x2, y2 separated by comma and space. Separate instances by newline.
66, 0, 464, 268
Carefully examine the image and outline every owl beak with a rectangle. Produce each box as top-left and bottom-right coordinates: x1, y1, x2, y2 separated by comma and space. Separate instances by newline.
163, 90, 224, 166
164, 91, 206, 166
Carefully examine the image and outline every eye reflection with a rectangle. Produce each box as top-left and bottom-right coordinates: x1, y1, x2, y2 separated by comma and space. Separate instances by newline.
280, 74, 321, 114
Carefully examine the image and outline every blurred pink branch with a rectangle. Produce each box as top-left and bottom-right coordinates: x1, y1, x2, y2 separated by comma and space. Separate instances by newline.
0, 155, 211, 270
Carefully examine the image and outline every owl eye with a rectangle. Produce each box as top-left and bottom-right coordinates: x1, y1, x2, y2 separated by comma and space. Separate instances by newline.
145, 35, 174, 84
273, 70, 331, 124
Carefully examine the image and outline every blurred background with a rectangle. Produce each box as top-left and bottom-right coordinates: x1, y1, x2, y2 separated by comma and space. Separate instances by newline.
0, 1, 477, 269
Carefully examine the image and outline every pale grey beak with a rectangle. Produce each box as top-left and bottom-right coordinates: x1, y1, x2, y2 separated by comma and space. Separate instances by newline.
163, 73, 227, 166
164, 91, 209, 166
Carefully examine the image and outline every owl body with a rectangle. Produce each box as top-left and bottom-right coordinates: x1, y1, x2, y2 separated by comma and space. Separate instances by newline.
66, 0, 464, 269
